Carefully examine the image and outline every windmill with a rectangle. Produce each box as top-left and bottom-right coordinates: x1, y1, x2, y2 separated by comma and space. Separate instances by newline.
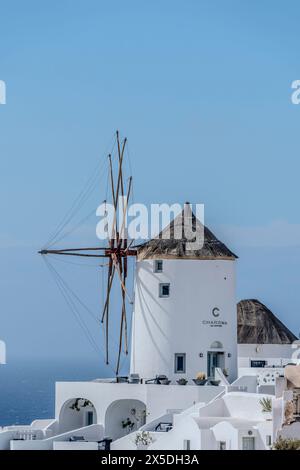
39, 131, 137, 375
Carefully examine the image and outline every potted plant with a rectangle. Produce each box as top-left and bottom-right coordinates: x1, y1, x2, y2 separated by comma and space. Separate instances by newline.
69, 398, 93, 412
134, 431, 153, 450
259, 397, 272, 420
209, 379, 221, 386
193, 372, 207, 386
159, 378, 170, 385
156, 375, 171, 385
121, 418, 135, 433
177, 378, 188, 385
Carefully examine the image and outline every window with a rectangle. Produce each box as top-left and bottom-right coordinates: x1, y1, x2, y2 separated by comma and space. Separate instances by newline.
266, 435, 272, 446
159, 283, 170, 298
250, 360, 266, 368
219, 441, 226, 450
183, 439, 191, 450
154, 260, 163, 273
175, 353, 186, 373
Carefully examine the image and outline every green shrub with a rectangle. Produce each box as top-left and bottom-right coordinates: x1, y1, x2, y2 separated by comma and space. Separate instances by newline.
259, 397, 272, 413
272, 436, 300, 450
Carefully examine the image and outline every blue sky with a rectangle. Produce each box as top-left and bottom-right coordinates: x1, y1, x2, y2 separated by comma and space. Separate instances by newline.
0, 1, 300, 370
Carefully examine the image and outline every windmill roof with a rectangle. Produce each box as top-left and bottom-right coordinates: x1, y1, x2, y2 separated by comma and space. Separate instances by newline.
137, 204, 237, 260
237, 299, 298, 345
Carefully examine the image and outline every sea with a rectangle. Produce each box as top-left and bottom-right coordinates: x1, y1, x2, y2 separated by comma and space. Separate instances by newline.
0, 358, 112, 426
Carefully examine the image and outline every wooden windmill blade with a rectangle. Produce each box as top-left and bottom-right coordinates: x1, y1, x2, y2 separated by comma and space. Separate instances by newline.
110, 151, 133, 373
40, 130, 137, 375
118, 176, 132, 361
39, 247, 109, 256
108, 154, 116, 209
112, 132, 127, 242
111, 176, 133, 303
105, 134, 124, 366
100, 132, 133, 373
116, 244, 129, 375
101, 149, 120, 364
101, 259, 114, 364
123, 239, 128, 345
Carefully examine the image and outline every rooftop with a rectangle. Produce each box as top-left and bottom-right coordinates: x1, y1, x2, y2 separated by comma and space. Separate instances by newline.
137, 204, 237, 261
238, 299, 298, 345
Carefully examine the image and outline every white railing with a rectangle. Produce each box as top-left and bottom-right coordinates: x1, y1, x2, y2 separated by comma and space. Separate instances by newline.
0, 427, 45, 450
2, 426, 44, 440
13, 429, 40, 441
10, 424, 104, 450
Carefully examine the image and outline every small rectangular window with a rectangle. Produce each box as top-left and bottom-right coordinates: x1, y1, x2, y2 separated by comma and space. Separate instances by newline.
251, 360, 266, 368
175, 353, 186, 373
183, 439, 190, 450
219, 441, 226, 450
266, 435, 272, 446
159, 283, 170, 298
154, 260, 163, 273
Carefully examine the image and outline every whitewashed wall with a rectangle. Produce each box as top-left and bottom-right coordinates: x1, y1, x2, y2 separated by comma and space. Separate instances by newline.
112, 392, 274, 450
105, 399, 146, 440
198, 392, 274, 421
55, 382, 224, 439
238, 344, 296, 368
279, 422, 300, 440
149, 416, 201, 450
131, 259, 237, 382
53, 441, 99, 450
212, 421, 239, 449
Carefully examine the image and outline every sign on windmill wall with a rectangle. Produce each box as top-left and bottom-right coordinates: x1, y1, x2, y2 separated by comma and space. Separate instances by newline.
202, 308, 228, 327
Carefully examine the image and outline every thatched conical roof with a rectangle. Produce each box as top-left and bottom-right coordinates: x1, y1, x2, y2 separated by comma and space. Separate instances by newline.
237, 299, 297, 344
137, 204, 237, 260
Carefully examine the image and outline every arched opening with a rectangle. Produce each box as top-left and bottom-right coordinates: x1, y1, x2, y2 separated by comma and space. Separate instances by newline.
59, 398, 97, 434
210, 341, 223, 349
105, 399, 147, 441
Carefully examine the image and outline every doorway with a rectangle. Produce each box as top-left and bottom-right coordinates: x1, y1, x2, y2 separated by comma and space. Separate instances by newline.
105, 399, 147, 441
207, 352, 224, 378
58, 398, 97, 434
242, 437, 255, 450
86, 410, 95, 426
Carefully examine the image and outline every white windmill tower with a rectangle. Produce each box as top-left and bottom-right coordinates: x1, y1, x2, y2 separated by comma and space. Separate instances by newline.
130, 204, 238, 383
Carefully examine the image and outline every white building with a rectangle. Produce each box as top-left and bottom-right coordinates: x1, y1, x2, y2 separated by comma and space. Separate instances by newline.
0, 384, 277, 451
112, 391, 274, 450
3, 365, 299, 451
0, 209, 299, 450
238, 299, 298, 370
131, 205, 238, 383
